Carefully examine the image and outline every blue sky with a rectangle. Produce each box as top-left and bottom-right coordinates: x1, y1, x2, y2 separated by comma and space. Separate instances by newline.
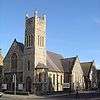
0, 0, 100, 69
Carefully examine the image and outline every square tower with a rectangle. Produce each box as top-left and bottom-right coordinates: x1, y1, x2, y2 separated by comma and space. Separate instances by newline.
23, 11, 46, 92
24, 11, 46, 68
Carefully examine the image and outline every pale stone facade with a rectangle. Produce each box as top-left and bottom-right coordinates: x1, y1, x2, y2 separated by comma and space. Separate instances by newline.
48, 71, 64, 92
81, 61, 97, 90
61, 56, 85, 91
71, 57, 85, 90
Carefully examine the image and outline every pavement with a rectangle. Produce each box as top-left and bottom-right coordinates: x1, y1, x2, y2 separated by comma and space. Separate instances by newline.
2, 93, 68, 99
0, 91, 100, 100
0, 94, 100, 100
2, 94, 45, 99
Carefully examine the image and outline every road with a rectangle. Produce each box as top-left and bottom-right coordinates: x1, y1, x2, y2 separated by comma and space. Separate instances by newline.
0, 94, 100, 100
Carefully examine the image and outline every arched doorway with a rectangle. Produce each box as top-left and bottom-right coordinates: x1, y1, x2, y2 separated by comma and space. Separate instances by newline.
35, 73, 42, 95
26, 77, 31, 92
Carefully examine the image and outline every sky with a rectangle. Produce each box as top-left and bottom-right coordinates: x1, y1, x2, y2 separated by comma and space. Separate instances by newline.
0, 0, 100, 69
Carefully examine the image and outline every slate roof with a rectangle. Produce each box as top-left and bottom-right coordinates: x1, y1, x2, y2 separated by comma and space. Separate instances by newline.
81, 62, 93, 77
16, 40, 24, 52
47, 51, 64, 72
61, 57, 76, 73
15, 41, 64, 72
13, 40, 68, 73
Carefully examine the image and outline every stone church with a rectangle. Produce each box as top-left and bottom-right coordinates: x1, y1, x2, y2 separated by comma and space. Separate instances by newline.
2, 11, 97, 94
3, 11, 64, 94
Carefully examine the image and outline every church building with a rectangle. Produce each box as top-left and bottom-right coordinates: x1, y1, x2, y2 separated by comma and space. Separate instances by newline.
3, 11, 64, 94
2, 11, 97, 94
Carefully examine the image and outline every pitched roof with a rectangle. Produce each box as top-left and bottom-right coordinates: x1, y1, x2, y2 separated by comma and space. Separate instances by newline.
61, 57, 76, 73
81, 62, 93, 77
47, 51, 64, 72
10, 39, 24, 53
16, 41, 24, 52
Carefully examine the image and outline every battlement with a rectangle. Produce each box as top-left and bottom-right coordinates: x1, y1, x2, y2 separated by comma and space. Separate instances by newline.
25, 11, 46, 21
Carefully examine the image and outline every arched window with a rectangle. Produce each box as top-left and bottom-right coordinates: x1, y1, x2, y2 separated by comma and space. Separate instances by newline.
25, 34, 27, 46
42, 37, 44, 47
29, 35, 31, 46
11, 53, 17, 72
40, 36, 42, 47
53, 74, 55, 85
39, 73, 42, 82
44, 73, 46, 82
26, 76, 31, 92
27, 60, 30, 71
61, 75, 63, 85
38, 35, 39, 46
27, 35, 29, 47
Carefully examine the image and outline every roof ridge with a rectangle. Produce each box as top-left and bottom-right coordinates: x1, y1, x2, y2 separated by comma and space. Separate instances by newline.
47, 50, 63, 58
65, 56, 76, 59
16, 41, 24, 45
81, 61, 93, 64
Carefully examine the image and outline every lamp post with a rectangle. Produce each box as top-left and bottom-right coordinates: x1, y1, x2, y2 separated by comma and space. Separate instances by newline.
13, 74, 16, 95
